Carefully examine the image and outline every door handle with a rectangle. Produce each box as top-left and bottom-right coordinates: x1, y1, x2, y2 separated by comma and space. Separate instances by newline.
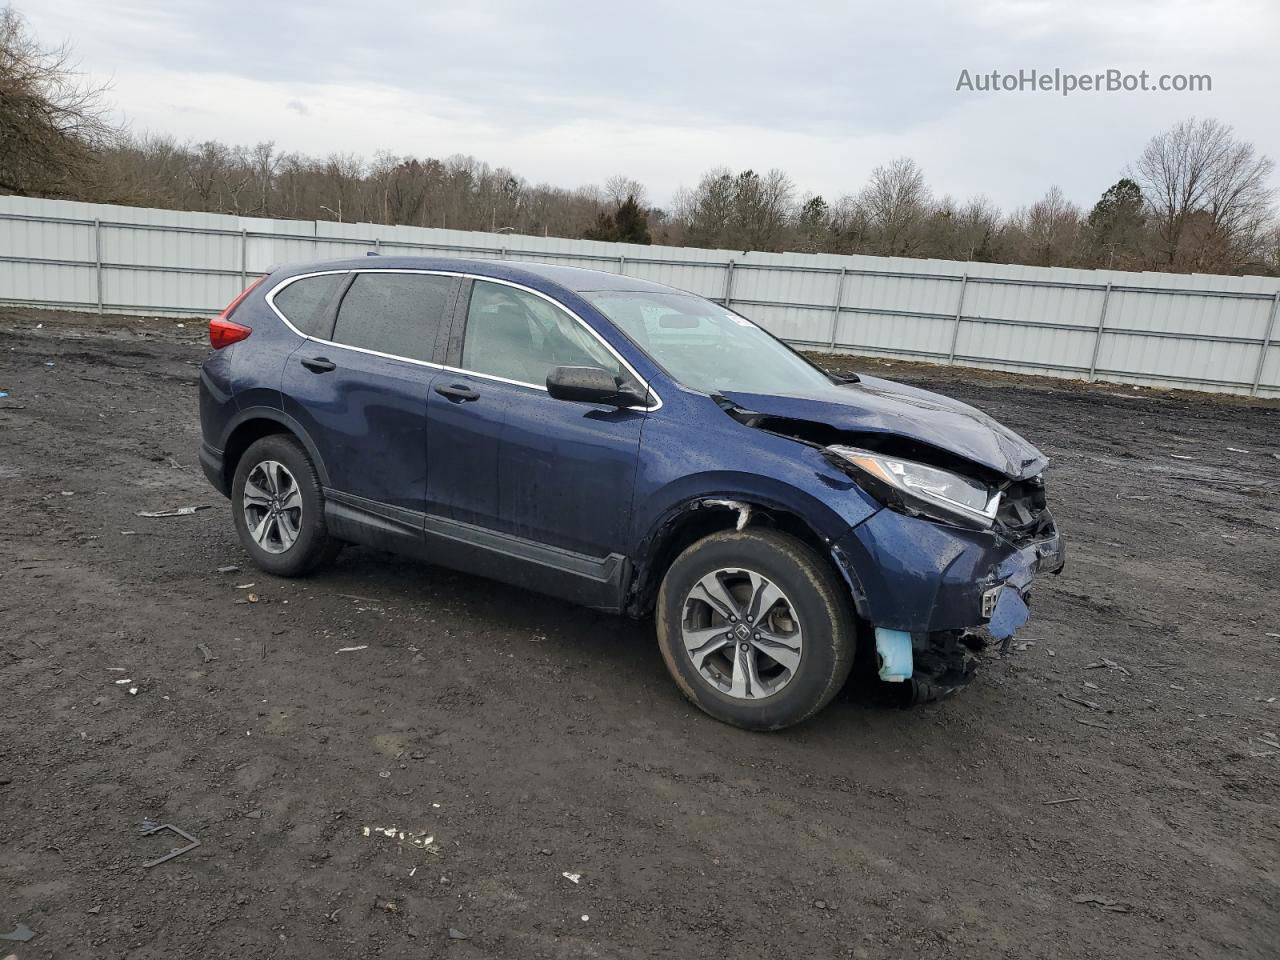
434, 383, 480, 402
300, 356, 336, 373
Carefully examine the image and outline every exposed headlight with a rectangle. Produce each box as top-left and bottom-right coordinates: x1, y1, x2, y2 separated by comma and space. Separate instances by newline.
827, 445, 1001, 528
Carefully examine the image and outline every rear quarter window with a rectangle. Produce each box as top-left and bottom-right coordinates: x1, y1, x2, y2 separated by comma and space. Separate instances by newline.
272, 274, 344, 337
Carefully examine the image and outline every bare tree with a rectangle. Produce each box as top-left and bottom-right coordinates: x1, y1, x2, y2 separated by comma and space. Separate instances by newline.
1133, 117, 1275, 271
604, 174, 647, 209
675, 167, 736, 248
858, 157, 933, 257
0, 5, 117, 195
1009, 186, 1082, 267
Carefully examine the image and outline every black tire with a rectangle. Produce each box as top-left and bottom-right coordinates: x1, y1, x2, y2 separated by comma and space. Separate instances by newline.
655, 529, 856, 730
230, 434, 340, 577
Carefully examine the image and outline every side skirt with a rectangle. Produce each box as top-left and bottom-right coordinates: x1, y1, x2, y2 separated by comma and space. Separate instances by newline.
323, 489, 631, 613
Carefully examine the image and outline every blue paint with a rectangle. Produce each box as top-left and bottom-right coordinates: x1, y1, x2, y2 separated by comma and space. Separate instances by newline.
198, 256, 1064, 632
874, 628, 914, 682
0, 391, 8, 399
987, 588, 1030, 640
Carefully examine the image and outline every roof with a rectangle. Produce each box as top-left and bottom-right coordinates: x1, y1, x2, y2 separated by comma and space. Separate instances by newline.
272, 255, 680, 297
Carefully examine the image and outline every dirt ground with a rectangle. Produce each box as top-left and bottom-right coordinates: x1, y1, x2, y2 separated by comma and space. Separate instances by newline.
2, 309, 1278, 960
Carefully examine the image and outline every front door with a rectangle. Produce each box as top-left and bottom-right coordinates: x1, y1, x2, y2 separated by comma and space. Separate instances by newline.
433, 278, 646, 559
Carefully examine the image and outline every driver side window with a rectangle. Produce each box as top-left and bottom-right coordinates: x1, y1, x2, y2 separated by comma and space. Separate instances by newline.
461, 280, 622, 387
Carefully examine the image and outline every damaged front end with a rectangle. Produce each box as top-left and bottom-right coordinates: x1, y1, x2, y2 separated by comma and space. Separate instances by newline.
835, 458, 1066, 700
716, 390, 1065, 701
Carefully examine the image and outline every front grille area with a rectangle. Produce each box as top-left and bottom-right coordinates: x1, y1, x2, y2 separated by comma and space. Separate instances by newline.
995, 475, 1052, 545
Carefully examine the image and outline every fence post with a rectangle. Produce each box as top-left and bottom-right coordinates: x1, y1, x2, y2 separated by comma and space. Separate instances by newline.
828, 267, 847, 349
947, 273, 968, 363
722, 259, 736, 308
618, 255, 626, 275
93, 218, 104, 315
1087, 282, 1113, 382
239, 229, 248, 286
1251, 291, 1280, 396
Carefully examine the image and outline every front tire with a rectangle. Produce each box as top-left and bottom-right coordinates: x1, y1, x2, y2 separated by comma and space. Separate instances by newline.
231, 434, 340, 577
655, 529, 855, 730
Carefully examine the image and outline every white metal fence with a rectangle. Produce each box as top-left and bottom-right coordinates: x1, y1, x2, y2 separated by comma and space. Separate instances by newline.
2, 195, 1278, 397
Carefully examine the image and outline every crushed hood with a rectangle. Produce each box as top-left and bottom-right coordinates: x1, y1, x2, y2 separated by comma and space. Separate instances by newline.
720, 374, 1047, 480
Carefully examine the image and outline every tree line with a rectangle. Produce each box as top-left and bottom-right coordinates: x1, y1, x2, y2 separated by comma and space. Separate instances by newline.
2, 6, 1276, 276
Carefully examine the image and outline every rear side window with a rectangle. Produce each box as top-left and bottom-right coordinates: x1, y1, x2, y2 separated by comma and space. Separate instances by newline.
332, 273, 455, 362
272, 274, 344, 337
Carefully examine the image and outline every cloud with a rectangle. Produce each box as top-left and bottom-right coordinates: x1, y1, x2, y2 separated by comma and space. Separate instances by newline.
21, 0, 1280, 209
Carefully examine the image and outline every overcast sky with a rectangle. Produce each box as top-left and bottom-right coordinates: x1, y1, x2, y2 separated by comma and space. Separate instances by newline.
27, 0, 1280, 210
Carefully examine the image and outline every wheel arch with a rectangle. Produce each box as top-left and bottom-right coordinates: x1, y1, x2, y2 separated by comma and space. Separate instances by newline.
220, 408, 330, 490
626, 491, 859, 618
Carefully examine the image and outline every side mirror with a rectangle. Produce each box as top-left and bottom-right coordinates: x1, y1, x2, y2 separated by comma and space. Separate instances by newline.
546, 366, 647, 407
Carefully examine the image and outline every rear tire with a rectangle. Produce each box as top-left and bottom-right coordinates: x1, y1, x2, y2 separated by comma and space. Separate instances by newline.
231, 434, 340, 577
655, 529, 855, 730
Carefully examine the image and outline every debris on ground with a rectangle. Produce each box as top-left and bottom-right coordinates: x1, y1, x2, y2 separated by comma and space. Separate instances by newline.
139, 821, 201, 868
448, 928, 469, 940
1072, 894, 1133, 913
1042, 797, 1084, 805
337, 593, 393, 604
1061, 694, 1102, 711
336, 645, 368, 653
1075, 718, 1110, 730
562, 871, 581, 884
197, 642, 217, 663
1227, 447, 1250, 453
0, 924, 35, 942
136, 505, 209, 518
216, 564, 240, 574
361, 826, 435, 849
1084, 657, 1130, 676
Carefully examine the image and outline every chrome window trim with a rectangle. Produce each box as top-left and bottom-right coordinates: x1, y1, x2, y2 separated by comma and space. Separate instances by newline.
265, 268, 661, 410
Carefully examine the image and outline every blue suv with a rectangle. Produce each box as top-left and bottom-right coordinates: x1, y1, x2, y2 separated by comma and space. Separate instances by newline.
199, 257, 1064, 729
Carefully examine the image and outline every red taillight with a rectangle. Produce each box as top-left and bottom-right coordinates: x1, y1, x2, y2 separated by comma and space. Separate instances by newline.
210, 317, 253, 349
209, 276, 266, 349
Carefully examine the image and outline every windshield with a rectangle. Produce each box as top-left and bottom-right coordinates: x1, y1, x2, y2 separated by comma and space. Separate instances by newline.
582, 291, 837, 395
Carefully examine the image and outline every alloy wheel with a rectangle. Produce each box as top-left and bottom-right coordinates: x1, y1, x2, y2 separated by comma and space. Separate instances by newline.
681, 567, 804, 699
242, 459, 303, 555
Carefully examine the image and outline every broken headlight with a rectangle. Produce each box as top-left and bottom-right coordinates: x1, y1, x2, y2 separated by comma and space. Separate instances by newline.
827, 446, 1001, 529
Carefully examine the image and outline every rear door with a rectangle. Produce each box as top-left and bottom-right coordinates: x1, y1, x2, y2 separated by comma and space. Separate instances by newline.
280, 270, 459, 518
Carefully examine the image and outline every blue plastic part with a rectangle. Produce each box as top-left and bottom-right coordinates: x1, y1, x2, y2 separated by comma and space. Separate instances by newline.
988, 587, 1030, 640
874, 627, 914, 682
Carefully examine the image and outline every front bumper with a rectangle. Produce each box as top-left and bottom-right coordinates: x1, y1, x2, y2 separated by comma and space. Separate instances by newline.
831, 506, 1065, 636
